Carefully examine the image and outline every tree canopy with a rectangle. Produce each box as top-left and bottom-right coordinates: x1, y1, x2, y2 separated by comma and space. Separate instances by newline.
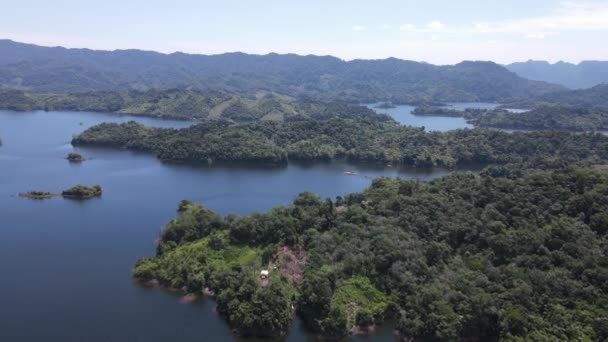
134, 168, 608, 339
72, 118, 608, 172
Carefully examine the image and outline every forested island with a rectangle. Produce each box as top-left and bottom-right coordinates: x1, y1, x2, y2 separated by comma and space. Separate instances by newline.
61, 185, 102, 199
0, 89, 385, 123
18, 191, 58, 199
65, 152, 85, 162
72, 118, 608, 174
411, 106, 463, 117
134, 168, 608, 340
18, 185, 102, 200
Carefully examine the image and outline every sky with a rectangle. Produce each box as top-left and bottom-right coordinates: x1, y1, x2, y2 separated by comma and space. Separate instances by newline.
1, 0, 608, 64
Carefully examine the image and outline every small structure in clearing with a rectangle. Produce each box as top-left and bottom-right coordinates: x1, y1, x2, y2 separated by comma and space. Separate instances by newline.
260, 270, 269, 279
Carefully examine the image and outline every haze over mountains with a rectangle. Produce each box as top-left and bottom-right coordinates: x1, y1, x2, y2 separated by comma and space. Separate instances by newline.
506, 60, 608, 89
0, 39, 564, 104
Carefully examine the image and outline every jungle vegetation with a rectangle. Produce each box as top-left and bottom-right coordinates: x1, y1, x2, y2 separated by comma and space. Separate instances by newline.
72, 118, 608, 173
133, 168, 608, 339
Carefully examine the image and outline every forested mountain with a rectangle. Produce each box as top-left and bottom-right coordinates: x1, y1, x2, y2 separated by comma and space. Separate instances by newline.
0, 39, 564, 103
507, 60, 608, 89
0, 89, 383, 122
134, 168, 608, 339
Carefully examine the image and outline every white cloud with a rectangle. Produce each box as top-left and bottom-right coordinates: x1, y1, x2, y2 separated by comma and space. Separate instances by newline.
352, 25, 366, 32
400, 21, 446, 33
470, 1, 608, 35
525, 33, 547, 39
397, 2, 608, 38
379, 24, 391, 30
400, 23, 415, 31
427, 20, 445, 32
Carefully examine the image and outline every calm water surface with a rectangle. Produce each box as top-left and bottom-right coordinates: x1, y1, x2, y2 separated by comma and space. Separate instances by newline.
369, 102, 529, 130
0, 110, 452, 341
369, 103, 473, 131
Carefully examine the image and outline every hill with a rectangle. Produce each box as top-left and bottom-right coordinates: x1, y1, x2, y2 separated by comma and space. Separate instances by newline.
0, 89, 384, 122
133, 168, 608, 339
506, 60, 608, 89
504, 84, 608, 109
0, 39, 564, 103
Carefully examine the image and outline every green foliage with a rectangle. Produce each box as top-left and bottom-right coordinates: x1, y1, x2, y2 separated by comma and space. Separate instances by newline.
73, 118, 608, 170
133, 168, 608, 339
467, 105, 608, 131
61, 184, 102, 199
412, 105, 464, 117
331, 276, 387, 328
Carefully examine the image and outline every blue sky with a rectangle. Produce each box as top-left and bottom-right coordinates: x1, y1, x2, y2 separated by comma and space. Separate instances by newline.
2, 0, 607, 64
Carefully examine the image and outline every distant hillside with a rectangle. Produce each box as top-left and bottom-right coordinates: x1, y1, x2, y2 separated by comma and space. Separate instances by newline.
506, 60, 608, 89
0, 39, 564, 103
0, 89, 386, 123
504, 84, 608, 109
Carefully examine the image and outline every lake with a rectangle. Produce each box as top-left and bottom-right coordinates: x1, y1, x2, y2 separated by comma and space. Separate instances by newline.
0, 110, 452, 341
369, 102, 529, 130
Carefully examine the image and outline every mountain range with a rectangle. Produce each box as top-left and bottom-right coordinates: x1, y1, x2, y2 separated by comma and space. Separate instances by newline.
0, 39, 564, 104
506, 60, 608, 89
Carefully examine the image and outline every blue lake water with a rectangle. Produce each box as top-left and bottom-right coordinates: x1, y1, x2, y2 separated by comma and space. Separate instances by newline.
369, 104, 473, 131
369, 102, 529, 130
0, 110, 452, 341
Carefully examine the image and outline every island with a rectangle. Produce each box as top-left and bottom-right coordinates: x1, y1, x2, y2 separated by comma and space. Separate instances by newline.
65, 152, 85, 162
133, 168, 608, 339
411, 105, 464, 117
61, 185, 102, 199
71, 118, 608, 175
18, 191, 59, 199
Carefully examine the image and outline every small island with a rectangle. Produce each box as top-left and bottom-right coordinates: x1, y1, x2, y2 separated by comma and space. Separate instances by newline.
65, 152, 85, 162
61, 185, 102, 199
411, 105, 464, 117
18, 191, 59, 199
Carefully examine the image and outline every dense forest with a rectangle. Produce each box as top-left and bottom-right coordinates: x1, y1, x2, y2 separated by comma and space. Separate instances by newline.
0, 39, 564, 103
133, 168, 608, 339
72, 118, 608, 173
0, 89, 384, 122
412, 105, 464, 117
466, 106, 608, 131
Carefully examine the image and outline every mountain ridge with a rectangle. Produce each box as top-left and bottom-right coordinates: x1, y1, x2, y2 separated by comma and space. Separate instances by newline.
0, 39, 564, 104
506, 60, 608, 89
